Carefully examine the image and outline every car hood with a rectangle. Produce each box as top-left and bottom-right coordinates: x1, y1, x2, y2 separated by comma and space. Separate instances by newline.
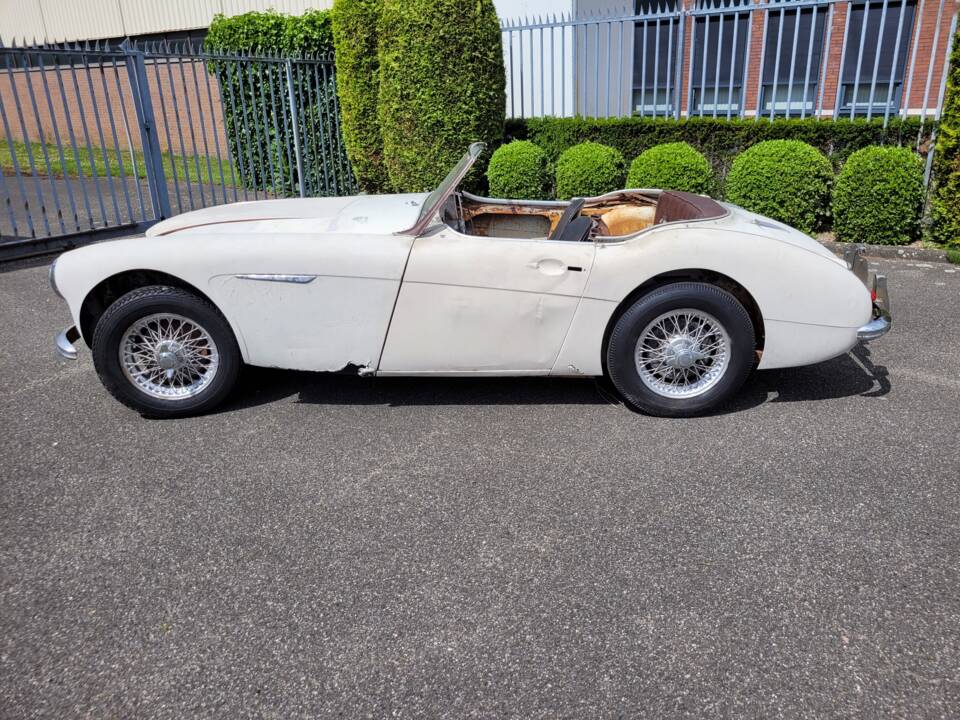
145, 193, 430, 237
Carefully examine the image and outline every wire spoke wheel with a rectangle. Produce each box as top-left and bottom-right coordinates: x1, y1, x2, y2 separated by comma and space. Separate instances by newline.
119, 313, 220, 400
634, 308, 731, 399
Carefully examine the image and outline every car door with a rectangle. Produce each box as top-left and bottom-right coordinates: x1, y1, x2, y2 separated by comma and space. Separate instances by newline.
377, 225, 596, 373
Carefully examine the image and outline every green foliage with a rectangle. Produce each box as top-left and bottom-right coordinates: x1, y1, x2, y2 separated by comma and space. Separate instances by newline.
206, 9, 333, 54
377, 0, 505, 192
931, 31, 960, 247
332, 0, 390, 193
205, 10, 353, 196
555, 142, 626, 199
486, 140, 551, 199
508, 116, 931, 187
725, 140, 833, 234
626, 142, 713, 194
832, 146, 924, 246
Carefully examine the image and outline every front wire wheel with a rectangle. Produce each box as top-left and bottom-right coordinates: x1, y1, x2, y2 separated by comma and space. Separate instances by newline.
92, 286, 241, 418
119, 313, 221, 399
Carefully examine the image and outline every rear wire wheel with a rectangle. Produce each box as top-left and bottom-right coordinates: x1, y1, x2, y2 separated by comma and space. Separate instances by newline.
606, 282, 755, 417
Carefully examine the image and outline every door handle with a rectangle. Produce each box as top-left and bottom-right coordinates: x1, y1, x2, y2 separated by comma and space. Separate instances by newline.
535, 258, 567, 276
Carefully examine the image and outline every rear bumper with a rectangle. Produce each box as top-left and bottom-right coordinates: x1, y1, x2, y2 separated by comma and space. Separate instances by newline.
56, 326, 81, 360
844, 246, 892, 342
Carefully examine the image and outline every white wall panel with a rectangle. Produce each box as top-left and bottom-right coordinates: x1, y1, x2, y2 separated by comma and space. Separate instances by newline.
118, 0, 223, 37
0, 0, 47, 44
0, 0, 334, 44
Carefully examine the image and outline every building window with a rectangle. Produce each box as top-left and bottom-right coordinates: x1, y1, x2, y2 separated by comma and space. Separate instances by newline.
689, 2, 752, 116
760, 4, 829, 117
632, 1, 680, 116
840, 0, 916, 115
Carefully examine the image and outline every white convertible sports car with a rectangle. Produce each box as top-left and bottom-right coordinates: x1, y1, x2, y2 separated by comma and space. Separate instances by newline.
50, 142, 890, 418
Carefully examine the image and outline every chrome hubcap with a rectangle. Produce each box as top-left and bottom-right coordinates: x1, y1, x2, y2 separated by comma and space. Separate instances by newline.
634, 309, 730, 399
119, 313, 220, 399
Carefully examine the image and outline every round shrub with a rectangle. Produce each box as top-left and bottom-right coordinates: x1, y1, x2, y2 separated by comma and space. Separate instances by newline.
626, 142, 713, 194
832, 146, 924, 246
377, 0, 505, 192
333, 0, 390, 193
486, 141, 551, 199
725, 140, 833, 234
555, 142, 626, 199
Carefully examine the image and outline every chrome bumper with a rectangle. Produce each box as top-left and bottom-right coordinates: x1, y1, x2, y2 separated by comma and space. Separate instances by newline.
843, 245, 892, 342
56, 326, 81, 360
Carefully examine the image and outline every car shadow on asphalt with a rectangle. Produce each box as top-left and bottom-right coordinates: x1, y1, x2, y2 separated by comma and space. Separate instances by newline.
219, 344, 889, 416
724, 343, 890, 413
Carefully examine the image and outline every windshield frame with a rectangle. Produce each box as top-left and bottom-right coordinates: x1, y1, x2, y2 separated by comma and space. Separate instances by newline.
397, 142, 485, 236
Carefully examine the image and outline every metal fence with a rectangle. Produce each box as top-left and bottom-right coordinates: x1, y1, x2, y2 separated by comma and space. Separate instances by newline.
501, 0, 957, 123
0, 40, 354, 261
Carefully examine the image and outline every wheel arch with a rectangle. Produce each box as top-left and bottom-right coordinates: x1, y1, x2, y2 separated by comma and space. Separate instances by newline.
78, 269, 221, 347
600, 269, 765, 372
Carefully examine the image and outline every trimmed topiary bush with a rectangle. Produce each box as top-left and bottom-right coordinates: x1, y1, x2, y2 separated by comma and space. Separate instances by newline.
626, 142, 713, 194
332, 0, 390, 193
725, 140, 833, 234
931, 31, 960, 247
377, 0, 505, 192
486, 141, 551, 199
832, 146, 924, 245
555, 142, 626, 199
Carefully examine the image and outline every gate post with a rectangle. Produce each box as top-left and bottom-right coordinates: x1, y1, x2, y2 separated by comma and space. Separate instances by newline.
285, 59, 307, 198
123, 44, 172, 220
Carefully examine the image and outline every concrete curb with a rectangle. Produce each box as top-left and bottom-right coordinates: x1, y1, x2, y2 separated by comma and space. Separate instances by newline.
819, 240, 950, 264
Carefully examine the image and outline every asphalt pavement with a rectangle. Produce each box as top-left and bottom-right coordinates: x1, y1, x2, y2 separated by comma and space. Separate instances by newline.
1, 256, 959, 718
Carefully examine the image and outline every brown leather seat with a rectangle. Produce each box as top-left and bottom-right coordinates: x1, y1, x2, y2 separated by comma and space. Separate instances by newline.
653, 190, 725, 225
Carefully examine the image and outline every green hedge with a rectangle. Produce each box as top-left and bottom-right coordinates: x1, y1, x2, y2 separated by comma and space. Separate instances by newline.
832, 146, 924, 245
931, 31, 960, 247
332, 0, 389, 193
377, 0, 505, 192
626, 142, 713, 194
507, 116, 931, 186
206, 9, 333, 53
555, 142, 626, 199
205, 10, 351, 196
486, 140, 551, 199
725, 140, 833, 234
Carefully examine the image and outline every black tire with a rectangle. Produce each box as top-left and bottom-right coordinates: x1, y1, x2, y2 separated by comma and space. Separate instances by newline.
606, 282, 755, 418
92, 285, 241, 418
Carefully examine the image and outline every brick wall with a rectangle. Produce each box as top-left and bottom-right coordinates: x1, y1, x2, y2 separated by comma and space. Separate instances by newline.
0, 58, 230, 159
671, 0, 956, 119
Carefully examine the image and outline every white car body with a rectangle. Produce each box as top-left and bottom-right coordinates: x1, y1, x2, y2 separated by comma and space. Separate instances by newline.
52, 148, 887, 381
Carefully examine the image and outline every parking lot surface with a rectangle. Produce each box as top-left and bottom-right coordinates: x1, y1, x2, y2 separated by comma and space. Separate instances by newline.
2, 256, 959, 718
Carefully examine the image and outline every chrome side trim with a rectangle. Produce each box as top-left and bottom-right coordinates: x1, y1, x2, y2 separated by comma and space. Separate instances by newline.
56, 326, 81, 360
235, 274, 317, 284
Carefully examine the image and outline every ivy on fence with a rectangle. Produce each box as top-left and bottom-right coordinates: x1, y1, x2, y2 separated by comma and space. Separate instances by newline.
203, 10, 354, 197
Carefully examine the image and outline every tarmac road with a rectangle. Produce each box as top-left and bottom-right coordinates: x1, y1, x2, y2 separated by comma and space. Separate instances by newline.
1, 256, 959, 718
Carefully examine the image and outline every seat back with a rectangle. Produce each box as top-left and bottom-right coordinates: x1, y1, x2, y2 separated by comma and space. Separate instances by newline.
555, 216, 593, 243
549, 198, 585, 240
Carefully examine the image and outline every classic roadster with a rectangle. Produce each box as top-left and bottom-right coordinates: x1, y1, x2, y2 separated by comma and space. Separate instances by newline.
50, 142, 890, 418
